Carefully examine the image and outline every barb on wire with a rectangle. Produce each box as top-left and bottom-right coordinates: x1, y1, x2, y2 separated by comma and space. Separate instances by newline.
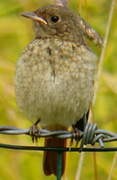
0, 123, 117, 152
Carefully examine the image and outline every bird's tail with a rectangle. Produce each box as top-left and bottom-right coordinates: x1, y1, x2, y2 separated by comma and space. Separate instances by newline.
43, 137, 67, 176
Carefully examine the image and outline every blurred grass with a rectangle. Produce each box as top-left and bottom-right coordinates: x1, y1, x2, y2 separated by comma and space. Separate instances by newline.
0, 0, 117, 180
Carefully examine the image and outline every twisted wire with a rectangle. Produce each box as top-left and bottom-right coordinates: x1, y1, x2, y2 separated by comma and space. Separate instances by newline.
0, 123, 117, 151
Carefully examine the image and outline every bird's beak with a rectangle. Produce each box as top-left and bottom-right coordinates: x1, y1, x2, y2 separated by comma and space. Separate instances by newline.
21, 12, 47, 25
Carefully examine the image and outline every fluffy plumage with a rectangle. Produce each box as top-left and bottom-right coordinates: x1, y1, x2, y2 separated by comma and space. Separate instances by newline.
15, 5, 100, 176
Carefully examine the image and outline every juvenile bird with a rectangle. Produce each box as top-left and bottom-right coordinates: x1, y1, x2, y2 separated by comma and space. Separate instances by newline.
15, 1, 102, 177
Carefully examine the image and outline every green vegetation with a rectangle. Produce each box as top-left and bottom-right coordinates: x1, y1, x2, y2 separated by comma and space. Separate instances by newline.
0, 0, 117, 179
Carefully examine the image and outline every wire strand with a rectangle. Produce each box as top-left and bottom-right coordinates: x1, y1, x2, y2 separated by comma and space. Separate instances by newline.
0, 123, 117, 151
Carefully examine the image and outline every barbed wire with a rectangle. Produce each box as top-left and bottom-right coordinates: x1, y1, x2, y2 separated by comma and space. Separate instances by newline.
0, 123, 117, 152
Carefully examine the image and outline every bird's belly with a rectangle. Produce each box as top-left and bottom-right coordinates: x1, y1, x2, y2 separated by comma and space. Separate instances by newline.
16, 67, 96, 127
15, 39, 97, 128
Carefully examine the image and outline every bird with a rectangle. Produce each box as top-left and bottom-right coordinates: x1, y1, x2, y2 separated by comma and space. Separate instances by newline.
15, 0, 102, 177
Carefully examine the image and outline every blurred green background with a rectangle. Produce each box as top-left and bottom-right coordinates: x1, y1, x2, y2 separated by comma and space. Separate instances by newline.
0, 0, 117, 180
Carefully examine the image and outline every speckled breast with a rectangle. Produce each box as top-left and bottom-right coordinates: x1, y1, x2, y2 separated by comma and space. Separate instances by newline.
15, 38, 97, 127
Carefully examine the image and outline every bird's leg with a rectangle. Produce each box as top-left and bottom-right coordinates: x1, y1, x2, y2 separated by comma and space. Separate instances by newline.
71, 124, 81, 147
71, 111, 90, 146
29, 119, 41, 143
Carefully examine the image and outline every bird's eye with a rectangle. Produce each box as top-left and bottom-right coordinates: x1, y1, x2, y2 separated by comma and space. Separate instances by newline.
51, 16, 59, 23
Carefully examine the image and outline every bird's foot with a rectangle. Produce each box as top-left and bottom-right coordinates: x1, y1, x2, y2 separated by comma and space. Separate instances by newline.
70, 125, 82, 147
29, 119, 41, 143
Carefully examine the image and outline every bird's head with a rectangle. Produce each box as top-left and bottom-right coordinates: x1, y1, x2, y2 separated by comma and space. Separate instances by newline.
21, 5, 84, 43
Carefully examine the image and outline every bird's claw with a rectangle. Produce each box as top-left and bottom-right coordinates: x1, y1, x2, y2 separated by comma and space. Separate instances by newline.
29, 119, 40, 143
70, 125, 82, 146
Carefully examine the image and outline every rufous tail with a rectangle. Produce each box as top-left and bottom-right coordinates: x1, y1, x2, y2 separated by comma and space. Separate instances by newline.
43, 138, 67, 176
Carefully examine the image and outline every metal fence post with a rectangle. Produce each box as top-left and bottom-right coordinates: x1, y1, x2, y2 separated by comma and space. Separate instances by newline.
57, 151, 62, 180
